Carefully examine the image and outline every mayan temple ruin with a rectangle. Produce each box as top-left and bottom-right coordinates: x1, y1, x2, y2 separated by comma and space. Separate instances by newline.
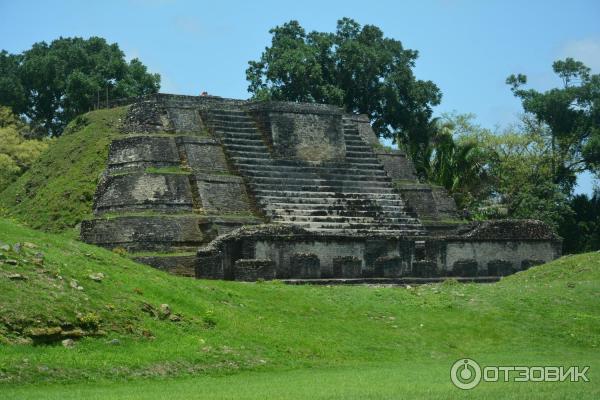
80, 94, 562, 281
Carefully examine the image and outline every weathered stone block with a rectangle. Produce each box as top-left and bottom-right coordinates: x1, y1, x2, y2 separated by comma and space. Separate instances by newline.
94, 173, 193, 214
80, 215, 205, 252
248, 102, 345, 163
521, 259, 545, 270
396, 183, 440, 220
290, 253, 321, 278
431, 186, 459, 218
196, 253, 224, 279
487, 259, 514, 276
108, 136, 179, 171
374, 255, 405, 277
376, 152, 418, 181
412, 261, 438, 278
452, 259, 479, 277
234, 259, 275, 281
196, 173, 252, 213
166, 107, 204, 132
332, 256, 362, 278
176, 136, 229, 172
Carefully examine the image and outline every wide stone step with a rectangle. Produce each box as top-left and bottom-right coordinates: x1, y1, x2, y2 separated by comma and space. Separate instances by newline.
264, 207, 406, 217
345, 151, 377, 158
220, 134, 264, 141
345, 140, 369, 147
226, 144, 269, 152
247, 176, 392, 188
239, 169, 391, 182
270, 215, 418, 224
254, 190, 401, 199
207, 121, 254, 129
235, 158, 385, 171
205, 112, 251, 120
222, 137, 265, 146
269, 212, 418, 222
250, 183, 394, 193
236, 163, 387, 175
209, 125, 258, 133
263, 202, 407, 211
345, 158, 381, 165
345, 145, 372, 152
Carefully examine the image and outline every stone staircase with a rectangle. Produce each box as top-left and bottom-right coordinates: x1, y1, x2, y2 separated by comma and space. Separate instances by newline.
202, 108, 424, 235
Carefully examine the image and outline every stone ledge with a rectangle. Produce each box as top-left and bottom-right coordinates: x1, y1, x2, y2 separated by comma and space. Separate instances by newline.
246, 101, 343, 116
194, 173, 244, 183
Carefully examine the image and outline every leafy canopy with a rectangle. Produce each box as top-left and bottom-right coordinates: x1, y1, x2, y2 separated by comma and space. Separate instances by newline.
507, 58, 600, 192
0, 37, 160, 136
247, 18, 442, 146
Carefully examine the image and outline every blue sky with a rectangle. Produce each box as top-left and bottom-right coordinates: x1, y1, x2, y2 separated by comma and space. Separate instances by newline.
1, 0, 599, 194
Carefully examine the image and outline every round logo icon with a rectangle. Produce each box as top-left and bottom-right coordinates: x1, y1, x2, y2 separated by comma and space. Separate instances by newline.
451, 358, 482, 390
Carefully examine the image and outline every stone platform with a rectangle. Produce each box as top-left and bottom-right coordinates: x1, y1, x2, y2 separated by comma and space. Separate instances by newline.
81, 94, 561, 280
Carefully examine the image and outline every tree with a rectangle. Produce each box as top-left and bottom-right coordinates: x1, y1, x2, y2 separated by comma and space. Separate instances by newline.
559, 191, 600, 253
0, 37, 160, 136
507, 58, 600, 193
426, 114, 492, 210
453, 114, 574, 230
0, 106, 50, 191
247, 18, 442, 162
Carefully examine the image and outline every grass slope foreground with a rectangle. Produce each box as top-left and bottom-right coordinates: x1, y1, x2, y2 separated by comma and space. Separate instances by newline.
0, 107, 127, 232
0, 218, 599, 398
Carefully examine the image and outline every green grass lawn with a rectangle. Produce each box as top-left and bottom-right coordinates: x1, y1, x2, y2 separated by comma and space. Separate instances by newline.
1, 217, 599, 398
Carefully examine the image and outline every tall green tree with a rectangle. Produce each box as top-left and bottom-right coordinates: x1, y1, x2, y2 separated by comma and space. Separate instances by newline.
426, 114, 491, 210
559, 191, 600, 253
507, 58, 600, 192
0, 37, 160, 136
247, 18, 442, 163
453, 114, 573, 230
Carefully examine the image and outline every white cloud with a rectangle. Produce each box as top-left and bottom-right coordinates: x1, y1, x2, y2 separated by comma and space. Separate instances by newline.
560, 37, 600, 71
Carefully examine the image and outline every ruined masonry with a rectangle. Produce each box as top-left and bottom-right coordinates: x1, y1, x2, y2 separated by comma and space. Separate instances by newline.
80, 94, 562, 281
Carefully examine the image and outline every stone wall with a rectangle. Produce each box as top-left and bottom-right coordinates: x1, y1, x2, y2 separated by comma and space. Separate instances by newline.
81, 215, 208, 252
431, 240, 561, 276
94, 173, 193, 215
247, 102, 345, 163
177, 137, 229, 173
195, 173, 253, 213
108, 136, 180, 173
395, 182, 440, 220
195, 220, 561, 281
376, 152, 418, 181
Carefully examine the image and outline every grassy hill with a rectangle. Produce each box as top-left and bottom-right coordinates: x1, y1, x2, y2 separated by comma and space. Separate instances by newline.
1, 217, 599, 398
0, 107, 127, 232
